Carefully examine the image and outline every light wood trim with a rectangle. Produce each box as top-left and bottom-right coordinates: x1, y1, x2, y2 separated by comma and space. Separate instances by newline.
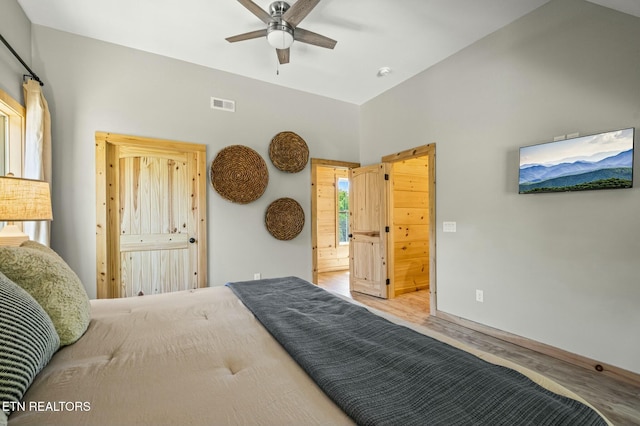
0, 89, 24, 114
427, 147, 436, 315
382, 144, 436, 312
311, 158, 360, 169
387, 164, 396, 299
311, 161, 318, 283
95, 139, 107, 298
311, 158, 360, 283
107, 143, 121, 298
95, 139, 122, 299
95, 131, 206, 153
382, 144, 435, 163
435, 310, 640, 387
119, 146, 190, 161
195, 147, 207, 290
0, 88, 25, 177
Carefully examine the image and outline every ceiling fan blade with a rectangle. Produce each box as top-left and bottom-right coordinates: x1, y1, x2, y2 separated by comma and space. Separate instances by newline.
226, 29, 268, 43
237, 0, 272, 24
294, 27, 337, 49
282, 0, 320, 27
277, 48, 290, 64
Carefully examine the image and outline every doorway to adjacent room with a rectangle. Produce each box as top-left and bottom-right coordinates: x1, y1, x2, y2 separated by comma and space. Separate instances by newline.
311, 158, 360, 284
311, 143, 436, 315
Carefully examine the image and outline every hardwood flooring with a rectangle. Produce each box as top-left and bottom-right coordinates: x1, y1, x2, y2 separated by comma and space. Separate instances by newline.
317, 271, 640, 426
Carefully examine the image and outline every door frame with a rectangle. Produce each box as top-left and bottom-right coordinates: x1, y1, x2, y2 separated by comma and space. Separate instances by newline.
382, 144, 437, 315
95, 132, 207, 298
310, 158, 360, 284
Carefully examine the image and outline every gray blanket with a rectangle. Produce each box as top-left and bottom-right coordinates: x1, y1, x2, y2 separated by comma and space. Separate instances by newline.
227, 276, 606, 426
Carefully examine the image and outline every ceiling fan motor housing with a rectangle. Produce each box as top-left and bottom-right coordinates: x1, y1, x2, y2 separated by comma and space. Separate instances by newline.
267, 1, 294, 49
269, 1, 290, 17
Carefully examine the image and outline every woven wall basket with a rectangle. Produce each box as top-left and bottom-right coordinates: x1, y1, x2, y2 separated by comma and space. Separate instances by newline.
265, 198, 305, 241
210, 145, 269, 204
269, 131, 309, 173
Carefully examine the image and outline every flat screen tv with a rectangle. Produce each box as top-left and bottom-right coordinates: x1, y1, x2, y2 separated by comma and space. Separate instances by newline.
519, 127, 634, 194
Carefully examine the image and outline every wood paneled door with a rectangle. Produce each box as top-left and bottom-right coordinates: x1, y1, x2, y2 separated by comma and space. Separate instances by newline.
96, 132, 207, 299
349, 163, 390, 298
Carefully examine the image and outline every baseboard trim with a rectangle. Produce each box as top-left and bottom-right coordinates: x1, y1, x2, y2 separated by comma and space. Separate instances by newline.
435, 309, 640, 387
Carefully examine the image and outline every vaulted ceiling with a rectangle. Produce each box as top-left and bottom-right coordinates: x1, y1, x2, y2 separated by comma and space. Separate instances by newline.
17, 0, 640, 105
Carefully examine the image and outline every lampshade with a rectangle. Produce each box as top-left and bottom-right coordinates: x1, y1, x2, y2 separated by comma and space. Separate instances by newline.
0, 176, 52, 246
0, 176, 53, 221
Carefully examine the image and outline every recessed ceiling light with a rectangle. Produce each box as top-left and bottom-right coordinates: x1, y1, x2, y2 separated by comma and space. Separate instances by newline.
377, 67, 392, 77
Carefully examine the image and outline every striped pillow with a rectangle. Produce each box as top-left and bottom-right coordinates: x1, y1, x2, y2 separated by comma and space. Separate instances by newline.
0, 271, 60, 422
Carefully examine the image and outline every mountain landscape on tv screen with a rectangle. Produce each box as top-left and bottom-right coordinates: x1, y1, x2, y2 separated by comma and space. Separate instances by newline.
519, 149, 633, 193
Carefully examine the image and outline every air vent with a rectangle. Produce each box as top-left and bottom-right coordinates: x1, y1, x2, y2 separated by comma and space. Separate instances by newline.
210, 97, 235, 112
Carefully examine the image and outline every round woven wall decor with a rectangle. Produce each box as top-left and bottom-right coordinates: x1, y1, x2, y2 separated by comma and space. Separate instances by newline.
210, 145, 269, 204
269, 131, 309, 173
265, 198, 305, 241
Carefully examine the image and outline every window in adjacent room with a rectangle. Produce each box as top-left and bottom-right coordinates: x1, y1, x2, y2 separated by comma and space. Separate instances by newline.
337, 177, 349, 245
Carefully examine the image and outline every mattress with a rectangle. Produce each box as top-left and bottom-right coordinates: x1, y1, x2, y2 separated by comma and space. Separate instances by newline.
8, 283, 609, 425
9, 286, 352, 425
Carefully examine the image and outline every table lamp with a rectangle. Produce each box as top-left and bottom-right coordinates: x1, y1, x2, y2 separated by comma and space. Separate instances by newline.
0, 175, 53, 246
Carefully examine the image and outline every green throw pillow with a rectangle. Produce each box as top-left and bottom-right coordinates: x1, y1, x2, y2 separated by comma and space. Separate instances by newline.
20, 240, 65, 262
0, 246, 90, 346
0, 271, 60, 423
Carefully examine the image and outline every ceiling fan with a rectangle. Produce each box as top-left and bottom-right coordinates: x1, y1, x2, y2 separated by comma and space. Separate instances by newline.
226, 0, 337, 65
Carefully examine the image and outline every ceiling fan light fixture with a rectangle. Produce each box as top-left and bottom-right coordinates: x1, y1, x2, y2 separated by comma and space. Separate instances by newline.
267, 29, 294, 49
267, 21, 294, 49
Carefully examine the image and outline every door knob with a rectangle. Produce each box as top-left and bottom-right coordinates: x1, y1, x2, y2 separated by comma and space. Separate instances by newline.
189, 237, 196, 244
348, 234, 353, 238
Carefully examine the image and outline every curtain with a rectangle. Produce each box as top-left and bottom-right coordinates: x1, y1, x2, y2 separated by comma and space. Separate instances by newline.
22, 79, 52, 246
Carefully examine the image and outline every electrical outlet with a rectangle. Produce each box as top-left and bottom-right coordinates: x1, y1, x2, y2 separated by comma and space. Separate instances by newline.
254, 273, 261, 280
476, 289, 484, 303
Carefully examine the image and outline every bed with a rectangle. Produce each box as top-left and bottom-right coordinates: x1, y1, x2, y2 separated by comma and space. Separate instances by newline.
1, 244, 610, 426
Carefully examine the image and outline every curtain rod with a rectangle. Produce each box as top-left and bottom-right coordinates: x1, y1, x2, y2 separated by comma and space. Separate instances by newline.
0, 32, 43, 86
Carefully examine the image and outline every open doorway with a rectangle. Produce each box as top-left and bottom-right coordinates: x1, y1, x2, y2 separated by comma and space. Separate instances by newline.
312, 144, 436, 316
383, 144, 436, 315
386, 155, 430, 296
311, 158, 360, 284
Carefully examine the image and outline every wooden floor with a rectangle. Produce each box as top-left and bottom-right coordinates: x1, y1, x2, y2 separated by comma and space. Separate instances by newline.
317, 271, 640, 426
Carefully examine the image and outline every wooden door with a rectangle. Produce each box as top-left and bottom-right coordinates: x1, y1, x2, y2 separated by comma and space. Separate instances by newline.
349, 163, 389, 298
96, 132, 207, 298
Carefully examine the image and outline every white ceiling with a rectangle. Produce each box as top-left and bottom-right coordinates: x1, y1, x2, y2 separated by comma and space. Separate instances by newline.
16, 0, 640, 105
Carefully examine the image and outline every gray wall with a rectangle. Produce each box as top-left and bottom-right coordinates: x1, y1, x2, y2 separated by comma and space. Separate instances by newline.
360, 0, 640, 374
29, 26, 360, 300
0, 0, 31, 102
